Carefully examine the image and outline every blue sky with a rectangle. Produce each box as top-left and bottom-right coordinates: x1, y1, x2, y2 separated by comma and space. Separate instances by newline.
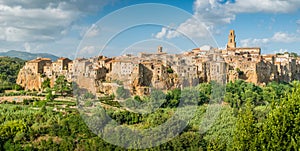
0, 0, 300, 59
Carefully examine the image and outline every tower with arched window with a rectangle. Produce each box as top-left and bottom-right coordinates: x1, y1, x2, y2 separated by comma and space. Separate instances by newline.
227, 30, 236, 49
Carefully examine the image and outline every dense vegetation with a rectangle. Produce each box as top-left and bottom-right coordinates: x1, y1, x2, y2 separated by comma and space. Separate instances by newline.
0, 79, 299, 150
0, 57, 25, 92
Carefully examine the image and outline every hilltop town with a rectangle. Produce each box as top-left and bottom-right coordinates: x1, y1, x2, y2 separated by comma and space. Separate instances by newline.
17, 30, 300, 96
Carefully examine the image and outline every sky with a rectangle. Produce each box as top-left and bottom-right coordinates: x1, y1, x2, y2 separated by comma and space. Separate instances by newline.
0, 0, 300, 59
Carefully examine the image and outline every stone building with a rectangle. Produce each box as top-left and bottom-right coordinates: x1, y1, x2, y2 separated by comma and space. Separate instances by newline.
52, 57, 72, 73
222, 30, 300, 85
24, 58, 52, 74
223, 30, 260, 57
18, 58, 52, 91
18, 57, 73, 91
17, 29, 300, 95
205, 50, 227, 84
43, 63, 53, 77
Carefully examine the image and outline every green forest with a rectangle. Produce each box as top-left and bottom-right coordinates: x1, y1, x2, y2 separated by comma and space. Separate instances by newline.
0, 57, 299, 150
0, 57, 25, 92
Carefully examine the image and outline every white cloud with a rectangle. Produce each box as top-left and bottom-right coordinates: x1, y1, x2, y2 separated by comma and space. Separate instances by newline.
0, 0, 115, 43
240, 38, 270, 47
240, 32, 300, 47
200, 45, 213, 51
272, 32, 299, 43
169, 18, 210, 38
227, 0, 300, 13
154, 18, 210, 39
274, 49, 288, 54
78, 45, 99, 56
155, 27, 168, 39
155, 0, 300, 39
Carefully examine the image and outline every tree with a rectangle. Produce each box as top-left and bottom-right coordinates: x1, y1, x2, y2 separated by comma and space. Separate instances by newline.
54, 75, 71, 97
257, 81, 300, 150
164, 89, 181, 108
147, 89, 166, 111
204, 106, 237, 150
0, 120, 28, 143
45, 89, 55, 101
232, 100, 258, 150
116, 86, 130, 99
42, 78, 51, 91
290, 52, 298, 57
0, 57, 25, 90
165, 89, 181, 106
167, 67, 174, 73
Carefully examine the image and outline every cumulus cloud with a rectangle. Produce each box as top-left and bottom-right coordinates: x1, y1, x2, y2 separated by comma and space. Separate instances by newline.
272, 32, 300, 43
154, 18, 210, 39
155, 0, 300, 39
0, 0, 116, 43
240, 32, 300, 47
226, 0, 300, 13
169, 18, 210, 38
240, 38, 270, 47
155, 27, 168, 39
274, 49, 288, 54
78, 45, 99, 56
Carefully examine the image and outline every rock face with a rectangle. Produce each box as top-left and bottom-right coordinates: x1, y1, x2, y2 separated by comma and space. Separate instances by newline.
16, 57, 72, 92
17, 68, 42, 91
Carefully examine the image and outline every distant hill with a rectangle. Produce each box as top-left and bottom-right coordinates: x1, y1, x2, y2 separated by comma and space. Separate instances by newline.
0, 50, 59, 61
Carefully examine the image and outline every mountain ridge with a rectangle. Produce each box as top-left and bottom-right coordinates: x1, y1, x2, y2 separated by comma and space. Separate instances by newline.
0, 50, 59, 61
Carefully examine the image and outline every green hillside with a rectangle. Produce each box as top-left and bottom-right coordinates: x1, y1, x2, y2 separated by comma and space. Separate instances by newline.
0, 50, 58, 61
0, 80, 299, 150
0, 57, 25, 91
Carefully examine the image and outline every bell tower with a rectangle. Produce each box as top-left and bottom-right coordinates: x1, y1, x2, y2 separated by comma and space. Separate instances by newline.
157, 46, 163, 53
227, 30, 236, 49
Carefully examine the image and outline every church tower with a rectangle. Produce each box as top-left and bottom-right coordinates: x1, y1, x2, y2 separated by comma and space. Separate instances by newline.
227, 30, 236, 49
157, 46, 163, 53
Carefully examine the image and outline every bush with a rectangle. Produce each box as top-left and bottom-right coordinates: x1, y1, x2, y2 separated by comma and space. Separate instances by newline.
84, 101, 93, 107
23, 99, 31, 105
167, 67, 174, 73
33, 100, 47, 107
116, 86, 130, 99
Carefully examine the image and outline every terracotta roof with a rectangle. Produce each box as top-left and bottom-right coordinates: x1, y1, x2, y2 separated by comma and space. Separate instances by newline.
27, 58, 51, 63
40, 58, 52, 60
